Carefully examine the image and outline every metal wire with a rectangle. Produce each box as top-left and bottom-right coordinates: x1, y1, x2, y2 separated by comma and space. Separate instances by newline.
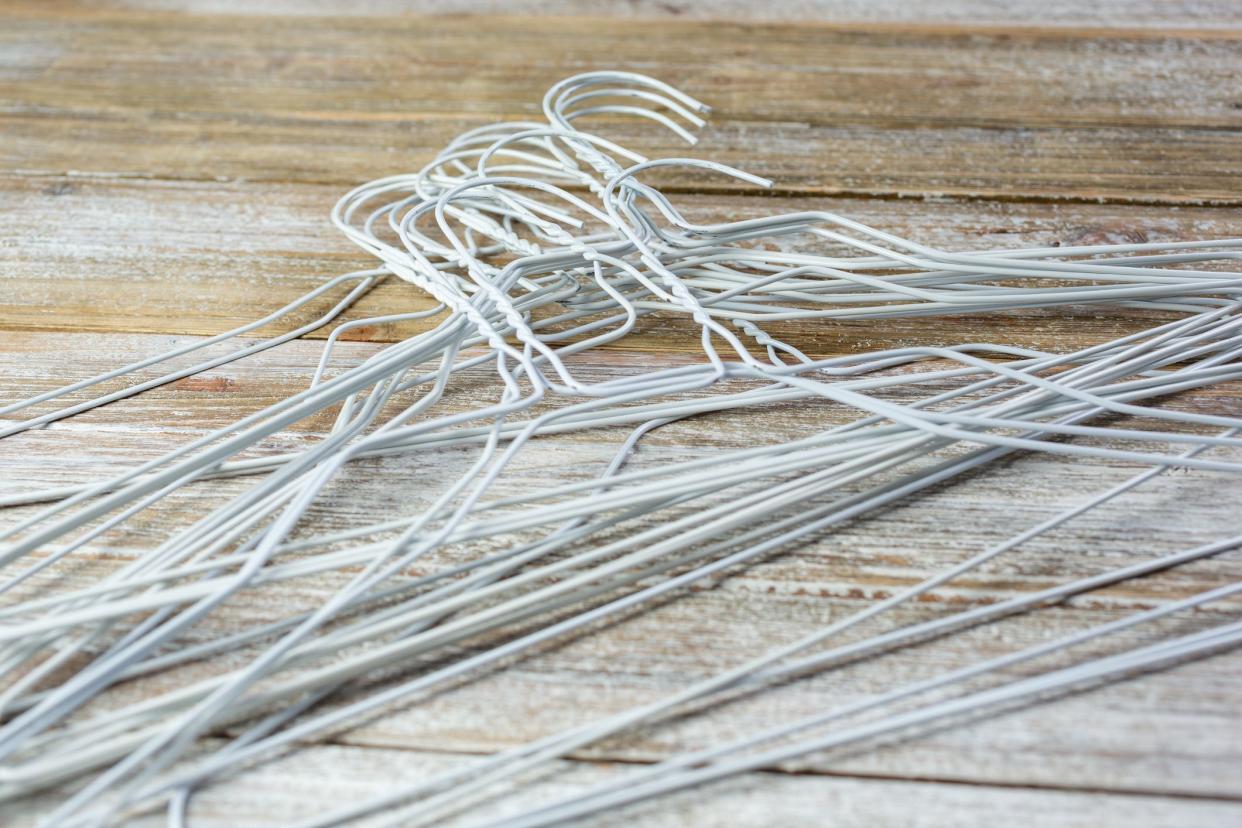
0, 71, 1238, 827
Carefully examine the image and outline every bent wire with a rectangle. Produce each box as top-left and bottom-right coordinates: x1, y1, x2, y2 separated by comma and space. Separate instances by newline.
0, 72, 1238, 827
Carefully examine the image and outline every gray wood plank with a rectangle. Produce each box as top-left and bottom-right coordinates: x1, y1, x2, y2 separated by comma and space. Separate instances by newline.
38, 1, 1242, 29
3, 10, 1242, 201
1, 333, 1239, 808
3, 175, 1240, 352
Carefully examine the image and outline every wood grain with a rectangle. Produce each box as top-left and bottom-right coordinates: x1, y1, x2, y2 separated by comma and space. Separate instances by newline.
21, 0, 1242, 29
1, 334, 1239, 803
3, 10, 1242, 201
3, 175, 1239, 354
8, 739, 1242, 828
1, 1, 1240, 824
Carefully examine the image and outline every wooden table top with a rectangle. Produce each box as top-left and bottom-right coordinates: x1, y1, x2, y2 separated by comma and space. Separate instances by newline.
1, 2, 1240, 825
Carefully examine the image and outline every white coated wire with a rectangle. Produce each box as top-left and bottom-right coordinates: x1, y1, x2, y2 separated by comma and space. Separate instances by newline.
0, 71, 1239, 827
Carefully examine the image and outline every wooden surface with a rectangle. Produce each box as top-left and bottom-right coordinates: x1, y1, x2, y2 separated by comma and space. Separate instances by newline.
1, 2, 1241, 825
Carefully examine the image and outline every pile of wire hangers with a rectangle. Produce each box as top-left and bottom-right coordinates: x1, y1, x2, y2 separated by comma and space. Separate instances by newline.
1, 71, 1241, 827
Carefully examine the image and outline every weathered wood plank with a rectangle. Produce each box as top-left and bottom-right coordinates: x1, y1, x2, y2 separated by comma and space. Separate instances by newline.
3, 176, 1240, 354
2, 11, 1242, 200
1, 333, 1239, 803
18, 0, 1242, 29
10, 11, 1241, 129
5, 739, 1242, 828
3, 4, 1241, 823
